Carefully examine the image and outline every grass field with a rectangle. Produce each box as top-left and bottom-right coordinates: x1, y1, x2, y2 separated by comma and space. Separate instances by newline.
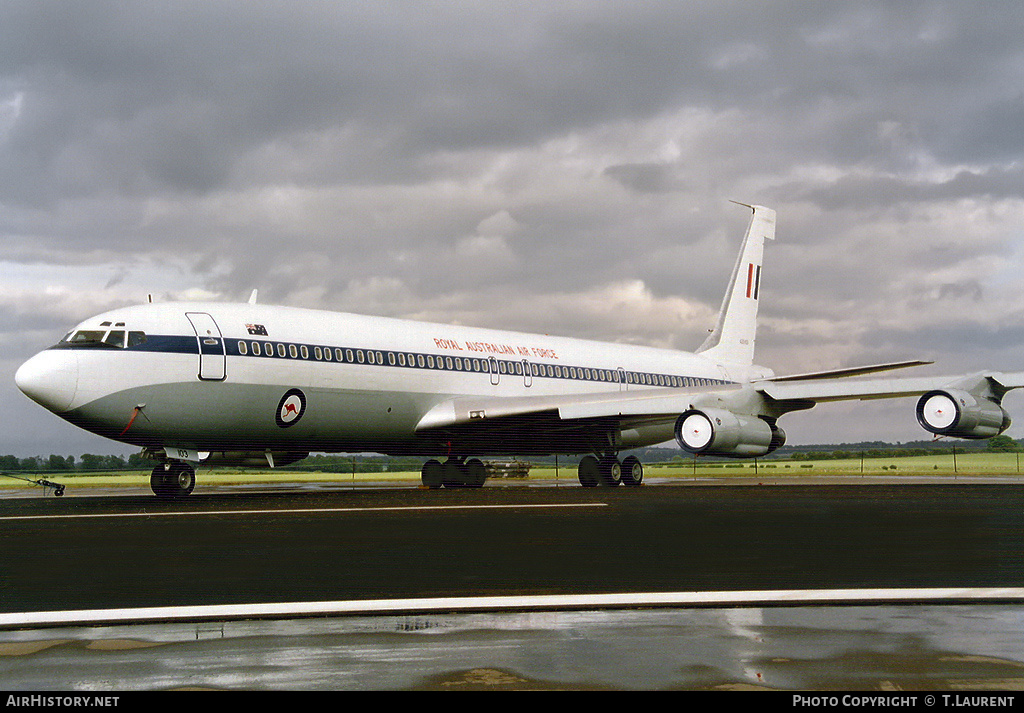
3, 451, 1023, 492
647, 451, 1024, 476
536, 451, 1024, 479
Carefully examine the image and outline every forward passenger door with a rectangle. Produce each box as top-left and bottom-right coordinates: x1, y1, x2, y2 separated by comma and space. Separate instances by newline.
186, 312, 226, 381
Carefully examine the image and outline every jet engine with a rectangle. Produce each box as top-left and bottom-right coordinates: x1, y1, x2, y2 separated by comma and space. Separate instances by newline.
916, 389, 1011, 439
674, 408, 785, 458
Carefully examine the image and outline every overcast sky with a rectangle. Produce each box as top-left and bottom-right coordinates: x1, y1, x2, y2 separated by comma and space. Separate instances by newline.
2, 1, 1023, 457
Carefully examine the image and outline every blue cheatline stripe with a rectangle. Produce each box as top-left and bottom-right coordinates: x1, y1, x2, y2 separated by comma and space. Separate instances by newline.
54, 335, 736, 389
3, 588, 1024, 629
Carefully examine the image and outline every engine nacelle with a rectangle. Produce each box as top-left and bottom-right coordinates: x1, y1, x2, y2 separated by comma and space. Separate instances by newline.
916, 389, 1011, 439
674, 408, 783, 458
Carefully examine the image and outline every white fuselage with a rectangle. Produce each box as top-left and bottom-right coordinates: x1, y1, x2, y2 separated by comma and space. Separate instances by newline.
16, 301, 748, 458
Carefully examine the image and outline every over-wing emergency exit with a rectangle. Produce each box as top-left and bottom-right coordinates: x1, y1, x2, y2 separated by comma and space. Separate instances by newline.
16, 204, 1024, 497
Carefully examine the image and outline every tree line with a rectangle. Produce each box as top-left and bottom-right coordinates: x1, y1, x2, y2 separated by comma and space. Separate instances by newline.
0, 453, 155, 472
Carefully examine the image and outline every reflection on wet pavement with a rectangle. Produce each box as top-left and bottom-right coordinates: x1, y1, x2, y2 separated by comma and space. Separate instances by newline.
2, 605, 1023, 690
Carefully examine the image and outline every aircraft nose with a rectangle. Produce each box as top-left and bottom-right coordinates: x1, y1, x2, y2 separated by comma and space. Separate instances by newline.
15, 349, 79, 413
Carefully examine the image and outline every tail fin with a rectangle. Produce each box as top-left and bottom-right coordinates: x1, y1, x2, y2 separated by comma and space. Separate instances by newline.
696, 203, 776, 367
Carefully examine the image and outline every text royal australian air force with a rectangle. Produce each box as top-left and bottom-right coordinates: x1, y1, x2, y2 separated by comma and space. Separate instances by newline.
433, 337, 558, 360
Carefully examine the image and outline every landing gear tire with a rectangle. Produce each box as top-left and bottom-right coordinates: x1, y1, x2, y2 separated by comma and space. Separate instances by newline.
578, 455, 600, 487
621, 456, 643, 487
421, 459, 443, 489
598, 456, 622, 487
442, 459, 467, 488
151, 461, 195, 498
464, 458, 487, 488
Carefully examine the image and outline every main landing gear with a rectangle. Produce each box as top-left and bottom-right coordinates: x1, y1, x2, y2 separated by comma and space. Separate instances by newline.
420, 453, 644, 489
151, 460, 196, 498
421, 458, 488, 489
577, 454, 643, 487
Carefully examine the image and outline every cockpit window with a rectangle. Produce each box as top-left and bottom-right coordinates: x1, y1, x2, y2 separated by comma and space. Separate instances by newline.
62, 329, 147, 349
67, 330, 106, 344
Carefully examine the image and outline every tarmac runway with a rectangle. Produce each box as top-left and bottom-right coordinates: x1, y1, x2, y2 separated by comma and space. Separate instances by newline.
2, 478, 1024, 619
2, 477, 1024, 690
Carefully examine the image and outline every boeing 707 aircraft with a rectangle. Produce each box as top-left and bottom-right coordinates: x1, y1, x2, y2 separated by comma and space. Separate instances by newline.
15, 205, 1024, 497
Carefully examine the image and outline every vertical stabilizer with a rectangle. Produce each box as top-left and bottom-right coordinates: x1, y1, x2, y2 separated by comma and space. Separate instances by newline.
696, 203, 776, 367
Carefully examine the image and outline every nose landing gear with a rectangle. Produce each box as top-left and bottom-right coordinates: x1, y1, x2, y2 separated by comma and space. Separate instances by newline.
151, 460, 195, 498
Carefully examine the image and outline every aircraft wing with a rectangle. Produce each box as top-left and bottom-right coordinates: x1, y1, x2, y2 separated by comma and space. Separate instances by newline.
755, 360, 933, 382
758, 370, 1024, 404
415, 370, 1024, 436
415, 385, 730, 432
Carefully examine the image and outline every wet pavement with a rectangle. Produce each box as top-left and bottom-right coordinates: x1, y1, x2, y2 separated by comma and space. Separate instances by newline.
3, 478, 1024, 691
2, 605, 1024, 690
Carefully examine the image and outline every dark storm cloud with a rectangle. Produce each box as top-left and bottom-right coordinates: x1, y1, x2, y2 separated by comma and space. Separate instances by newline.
0, 2, 710, 204
2, 3, 1020, 224
793, 165, 1024, 211
604, 162, 687, 193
